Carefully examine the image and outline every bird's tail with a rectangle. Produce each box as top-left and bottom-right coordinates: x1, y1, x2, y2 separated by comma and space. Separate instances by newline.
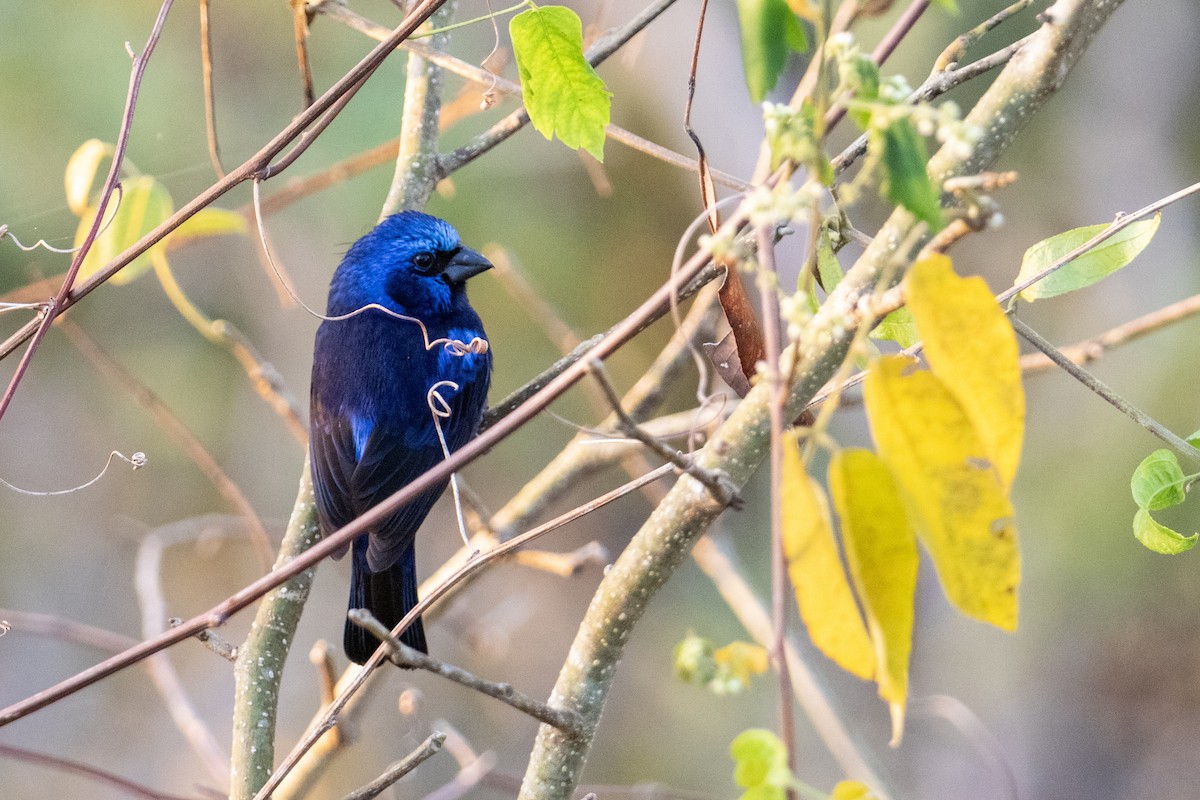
345, 542, 427, 665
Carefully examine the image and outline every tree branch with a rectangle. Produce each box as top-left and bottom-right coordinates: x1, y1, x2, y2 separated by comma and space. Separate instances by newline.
517, 4, 1126, 799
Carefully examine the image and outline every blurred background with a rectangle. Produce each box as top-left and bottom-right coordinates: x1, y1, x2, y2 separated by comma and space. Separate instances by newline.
2, 0, 1199, 798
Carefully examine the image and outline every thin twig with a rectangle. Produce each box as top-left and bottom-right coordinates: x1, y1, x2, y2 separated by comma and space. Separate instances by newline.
309, 1, 749, 190
0, 0, 175, 426
340, 733, 447, 800
199, 0, 225, 178
512, 542, 610, 577
0, 0, 454, 364
136, 532, 231, 786
254, 464, 674, 799
689, 536, 889, 794
349, 610, 584, 734
755, 225, 797, 778
825, 0, 931, 132
1011, 316, 1200, 465
935, 0, 1036, 71
291, 0, 316, 109
1019, 292, 1200, 373
59, 319, 275, 571
0, 743, 204, 800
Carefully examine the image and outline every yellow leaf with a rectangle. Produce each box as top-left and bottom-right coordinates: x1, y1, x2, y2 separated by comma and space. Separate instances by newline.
829, 449, 917, 745
74, 175, 174, 286
864, 356, 1019, 630
64, 139, 115, 216
714, 641, 770, 686
830, 780, 879, 800
781, 431, 874, 679
905, 254, 1025, 489
166, 207, 248, 250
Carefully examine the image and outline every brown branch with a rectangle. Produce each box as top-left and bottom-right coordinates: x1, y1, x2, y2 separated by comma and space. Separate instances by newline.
59, 319, 275, 571
0, 0, 175, 426
254, 464, 674, 799
0, 743, 205, 800
0, 0, 454, 364
199, 0, 225, 178
340, 733, 447, 800
291, 0, 316, 109
349, 610, 584, 734
1019, 292, 1200, 373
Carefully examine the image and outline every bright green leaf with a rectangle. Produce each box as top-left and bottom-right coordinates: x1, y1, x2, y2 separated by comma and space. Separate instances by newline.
1015, 215, 1161, 301
736, 0, 799, 102
731, 729, 792, 794
878, 118, 943, 231
783, 9, 808, 53
1133, 508, 1198, 555
931, 0, 959, 12
782, 430, 875, 679
864, 356, 1019, 630
74, 175, 174, 286
166, 207, 247, 250
510, 6, 611, 161
1188, 429, 1200, 449
905, 254, 1025, 489
830, 449, 918, 746
870, 307, 918, 348
1130, 449, 1188, 511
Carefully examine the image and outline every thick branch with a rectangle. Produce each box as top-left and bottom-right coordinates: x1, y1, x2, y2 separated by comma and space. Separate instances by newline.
517, 3, 1125, 798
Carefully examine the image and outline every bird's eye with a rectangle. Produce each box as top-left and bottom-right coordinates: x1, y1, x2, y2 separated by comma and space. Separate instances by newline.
412, 251, 437, 274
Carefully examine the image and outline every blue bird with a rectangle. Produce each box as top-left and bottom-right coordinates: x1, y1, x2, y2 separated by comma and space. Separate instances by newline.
310, 211, 492, 664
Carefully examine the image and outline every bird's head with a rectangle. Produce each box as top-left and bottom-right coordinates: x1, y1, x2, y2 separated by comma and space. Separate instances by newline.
329, 211, 492, 317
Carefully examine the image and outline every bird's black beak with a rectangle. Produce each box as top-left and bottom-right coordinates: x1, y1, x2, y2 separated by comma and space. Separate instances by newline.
443, 246, 493, 284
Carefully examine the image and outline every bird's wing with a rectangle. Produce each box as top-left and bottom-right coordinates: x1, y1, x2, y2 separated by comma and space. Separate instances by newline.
309, 400, 360, 559
353, 422, 449, 573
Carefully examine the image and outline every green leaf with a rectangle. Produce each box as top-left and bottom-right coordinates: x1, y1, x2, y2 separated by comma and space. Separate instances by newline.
843, 54, 881, 129
673, 632, 717, 686
878, 118, 942, 231
931, 0, 959, 11
1130, 449, 1188, 510
510, 6, 611, 160
1015, 215, 1161, 301
783, 10, 808, 53
736, 0, 799, 102
870, 307, 918, 348
816, 225, 844, 291
763, 101, 832, 182
74, 175, 174, 286
731, 729, 792, 797
1133, 508, 1198, 555
1188, 429, 1200, 449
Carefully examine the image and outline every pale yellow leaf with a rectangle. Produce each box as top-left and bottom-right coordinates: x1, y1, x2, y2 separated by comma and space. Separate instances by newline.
829, 448, 917, 745
864, 356, 1019, 630
166, 207, 248, 250
905, 254, 1025, 489
74, 175, 174, 286
782, 431, 874, 679
64, 139, 115, 216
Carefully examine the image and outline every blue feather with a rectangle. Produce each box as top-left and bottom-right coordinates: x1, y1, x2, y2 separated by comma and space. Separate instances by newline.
310, 211, 493, 664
